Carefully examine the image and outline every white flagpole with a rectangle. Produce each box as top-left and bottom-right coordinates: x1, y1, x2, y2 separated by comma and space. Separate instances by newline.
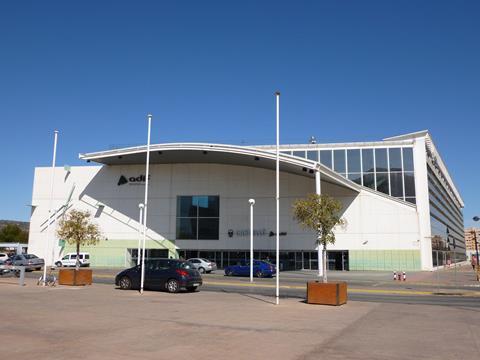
43, 130, 58, 286
140, 114, 152, 294
275, 91, 280, 305
137, 203, 144, 266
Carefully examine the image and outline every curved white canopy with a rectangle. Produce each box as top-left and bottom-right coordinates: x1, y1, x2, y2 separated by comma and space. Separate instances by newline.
79, 143, 360, 192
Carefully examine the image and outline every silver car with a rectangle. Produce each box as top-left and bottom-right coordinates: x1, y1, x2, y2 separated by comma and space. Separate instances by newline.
11, 254, 45, 271
187, 258, 217, 274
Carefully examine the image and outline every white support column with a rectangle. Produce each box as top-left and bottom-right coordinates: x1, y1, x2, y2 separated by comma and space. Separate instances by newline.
413, 136, 433, 270
315, 170, 323, 278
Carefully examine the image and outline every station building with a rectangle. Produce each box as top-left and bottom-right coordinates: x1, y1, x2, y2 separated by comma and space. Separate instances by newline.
27, 130, 465, 271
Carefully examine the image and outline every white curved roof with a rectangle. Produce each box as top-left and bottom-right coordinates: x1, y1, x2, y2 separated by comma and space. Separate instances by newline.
79, 143, 360, 192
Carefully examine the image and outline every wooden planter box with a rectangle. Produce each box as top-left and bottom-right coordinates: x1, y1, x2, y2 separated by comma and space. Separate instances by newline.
58, 269, 93, 286
307, 281, 347, 306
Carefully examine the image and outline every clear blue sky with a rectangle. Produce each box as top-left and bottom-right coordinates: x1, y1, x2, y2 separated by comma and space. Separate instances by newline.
0, 1, 479, 226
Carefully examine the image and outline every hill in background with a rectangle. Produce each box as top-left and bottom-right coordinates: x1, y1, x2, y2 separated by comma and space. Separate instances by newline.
0, 220, 29, 232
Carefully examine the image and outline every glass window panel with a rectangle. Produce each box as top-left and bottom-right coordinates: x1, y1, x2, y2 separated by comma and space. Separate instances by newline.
375, 148, 388, 172
403, 148, 414, 171
390, 172, 404, 197
307, 150, 318, 161
176, 218, 197, 239
404, 172, 416, 197
177, 196, 197, 217
362, 149, 374, 173
197, 196, 219, 217
280, 151, 291, 155
347, 173, 362, 185
320, 150, 332, 168
363, 173, 375, 189
333, 150, 346, 173
389, 148, 402, 172
376, 173, 389, 194
198, 218, 219, 240
347, 149, 361, 173
292, 151, 305, 158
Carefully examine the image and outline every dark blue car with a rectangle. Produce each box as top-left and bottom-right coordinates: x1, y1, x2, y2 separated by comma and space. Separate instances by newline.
115, 259, 202, 293
224, 260, 275, 278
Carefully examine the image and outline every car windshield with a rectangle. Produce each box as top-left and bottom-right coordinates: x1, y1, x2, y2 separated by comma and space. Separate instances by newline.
25, 254, 38, 259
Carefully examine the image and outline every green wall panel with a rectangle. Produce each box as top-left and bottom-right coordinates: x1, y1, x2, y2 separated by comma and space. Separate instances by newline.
62, 238, 178, 268
349, 250, 421, 271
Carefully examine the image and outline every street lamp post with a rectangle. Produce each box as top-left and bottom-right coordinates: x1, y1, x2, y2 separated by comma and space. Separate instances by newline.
249, 199, 255, 283
137, 203, 144, 266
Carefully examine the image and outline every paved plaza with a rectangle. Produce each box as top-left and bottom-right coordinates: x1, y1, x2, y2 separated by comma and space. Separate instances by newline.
1, 279, 479, 360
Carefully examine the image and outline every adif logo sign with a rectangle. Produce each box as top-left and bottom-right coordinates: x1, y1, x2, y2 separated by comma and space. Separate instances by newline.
117, 175, 150, 186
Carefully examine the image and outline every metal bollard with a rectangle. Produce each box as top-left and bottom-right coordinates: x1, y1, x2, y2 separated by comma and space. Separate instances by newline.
393, 271, 397, 280
18, 266, 25, 286
398, 271, 402, 281
403, 271, 406, 281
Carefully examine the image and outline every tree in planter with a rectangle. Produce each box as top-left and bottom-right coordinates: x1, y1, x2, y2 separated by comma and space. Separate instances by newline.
56, 210, 102, 270
293, 194, 346, 283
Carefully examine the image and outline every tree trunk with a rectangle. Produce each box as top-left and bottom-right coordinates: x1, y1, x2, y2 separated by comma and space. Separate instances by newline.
322, 244, 328, 283
76, 241, 80, 270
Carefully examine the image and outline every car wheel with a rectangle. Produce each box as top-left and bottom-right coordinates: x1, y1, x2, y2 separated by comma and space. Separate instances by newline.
55, 262, 62, 267
198, 267, 205, 274
186, 286, 198, 292
225, 269, 233, 276
119, 276, 132, 290
255, 270, 263, 278
36, 267, 41, 271
166, 279, 179, 293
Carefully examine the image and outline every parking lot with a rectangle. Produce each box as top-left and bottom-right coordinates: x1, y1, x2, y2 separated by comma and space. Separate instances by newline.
2, 278, 480, 359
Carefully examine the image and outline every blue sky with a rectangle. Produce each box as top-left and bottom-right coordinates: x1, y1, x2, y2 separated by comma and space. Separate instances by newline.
0, 1, 479, 226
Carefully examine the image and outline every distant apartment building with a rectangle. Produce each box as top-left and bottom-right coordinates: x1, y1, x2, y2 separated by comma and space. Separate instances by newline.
465, 228, 479, 260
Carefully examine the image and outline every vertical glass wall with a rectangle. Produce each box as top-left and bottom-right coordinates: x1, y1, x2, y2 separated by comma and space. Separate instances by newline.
428, 168, 465, 265
289, 146, 416, 203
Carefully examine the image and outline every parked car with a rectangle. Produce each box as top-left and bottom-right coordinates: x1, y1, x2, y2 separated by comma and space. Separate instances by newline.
10, 254, 45, 271
0, 259, 19, 277
55, 252, 90, 267
0, 253, 9, 262
115, 259, 202, 293
187, 258, 217, 273
224, 260, 276, 278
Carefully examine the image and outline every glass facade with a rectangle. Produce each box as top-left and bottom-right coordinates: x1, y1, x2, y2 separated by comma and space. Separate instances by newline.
176, 196, 220, 240
428, 168, 465, 265
178, 249, 349, 271
290, 146, 416, 203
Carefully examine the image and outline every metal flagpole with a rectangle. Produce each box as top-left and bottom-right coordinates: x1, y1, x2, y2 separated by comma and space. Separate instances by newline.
140, 114, 152, 294
275, 91, 280, 305
137, 203, 144, 266
43, 130, 58, 286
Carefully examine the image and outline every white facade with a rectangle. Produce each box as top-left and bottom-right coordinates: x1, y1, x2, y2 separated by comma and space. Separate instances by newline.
28, 132, 464, 271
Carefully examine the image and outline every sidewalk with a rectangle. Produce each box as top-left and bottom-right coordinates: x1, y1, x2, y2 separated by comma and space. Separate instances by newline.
1, 279, 480, 359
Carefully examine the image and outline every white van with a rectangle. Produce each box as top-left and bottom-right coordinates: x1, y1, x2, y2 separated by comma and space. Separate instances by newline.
55, 253, 90, 267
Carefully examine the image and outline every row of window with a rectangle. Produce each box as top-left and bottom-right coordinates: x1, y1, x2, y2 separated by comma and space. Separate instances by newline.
284, 147, 416, 203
